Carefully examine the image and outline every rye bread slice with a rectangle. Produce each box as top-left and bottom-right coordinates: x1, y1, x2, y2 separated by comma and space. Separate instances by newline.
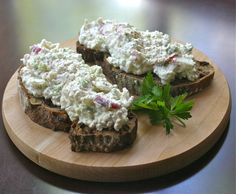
18, 66, 138, 152
99, 59, 214, 96
69, 112, 137, 152
76, 41, 215, 96
76, 40, 109, 62
17, 66, 71, 132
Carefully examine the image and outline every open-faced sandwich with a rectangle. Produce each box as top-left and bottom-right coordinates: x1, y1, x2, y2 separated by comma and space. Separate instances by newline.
18, 39, 137, 152
18, 18, 215, 152
77, 18, 214, 96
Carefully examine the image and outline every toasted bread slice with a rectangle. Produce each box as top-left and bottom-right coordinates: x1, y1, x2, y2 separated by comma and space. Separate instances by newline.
69, 112, 137, 152
76, 41, 214, 96
17, 66, 72, 132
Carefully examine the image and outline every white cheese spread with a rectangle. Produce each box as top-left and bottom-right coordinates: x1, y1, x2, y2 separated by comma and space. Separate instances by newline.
60, 65, 133, 131
21, 39, 85, 106
20, 39, 133, 131
79, 18, 199, 84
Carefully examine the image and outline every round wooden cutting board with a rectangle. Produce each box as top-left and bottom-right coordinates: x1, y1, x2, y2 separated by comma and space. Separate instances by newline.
2, 39, 231, 182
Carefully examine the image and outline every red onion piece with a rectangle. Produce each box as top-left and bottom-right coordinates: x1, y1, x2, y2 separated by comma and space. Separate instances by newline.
32, 46, 42, 54
94, 95, 121, 109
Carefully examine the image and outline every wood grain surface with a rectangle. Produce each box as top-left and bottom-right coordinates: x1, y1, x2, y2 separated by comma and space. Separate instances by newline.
2, 40, 231, 182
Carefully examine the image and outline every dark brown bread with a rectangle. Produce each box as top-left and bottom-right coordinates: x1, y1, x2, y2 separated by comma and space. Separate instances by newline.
18, 66, 71, 132
18, 66, 138, 152
69, 112, 137, 152
99, 59, 214, 96
76, 40, 109, 63
76, 41, 215, 96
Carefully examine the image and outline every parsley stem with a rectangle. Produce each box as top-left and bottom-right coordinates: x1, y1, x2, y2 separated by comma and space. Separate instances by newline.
173, 116, 186, 128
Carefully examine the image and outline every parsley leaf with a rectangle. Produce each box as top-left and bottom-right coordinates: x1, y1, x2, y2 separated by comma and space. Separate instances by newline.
130, 73, 194, 134
140, 72, 156, 95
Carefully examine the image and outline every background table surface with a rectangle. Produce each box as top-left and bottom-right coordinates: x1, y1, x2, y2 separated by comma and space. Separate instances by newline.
0, 0, 235, 193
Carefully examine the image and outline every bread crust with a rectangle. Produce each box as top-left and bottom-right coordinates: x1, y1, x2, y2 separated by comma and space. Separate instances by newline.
17, 66, 71, 132
69, 112, 137, 152
76, 41, 215, 96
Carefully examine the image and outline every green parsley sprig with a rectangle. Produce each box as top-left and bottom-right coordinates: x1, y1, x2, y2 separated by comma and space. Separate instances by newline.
130, 73, 194, 134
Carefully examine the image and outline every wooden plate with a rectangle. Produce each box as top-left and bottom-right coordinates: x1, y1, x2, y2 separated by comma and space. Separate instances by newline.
2, 39, 231, 182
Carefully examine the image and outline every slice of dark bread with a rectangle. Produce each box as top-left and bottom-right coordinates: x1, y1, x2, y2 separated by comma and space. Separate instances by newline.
76, 41, 215, 96
18, 66, 72, 132
76, 40, 109, 62
69, 112, 137, 152
99, 59, 214, 96
18, 65, 138, 152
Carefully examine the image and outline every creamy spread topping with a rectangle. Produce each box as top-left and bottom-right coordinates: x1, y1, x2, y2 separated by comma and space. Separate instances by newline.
79, 18, 199, 83
20, 39, 133, 131
21, 39, 85, 106
60, 65, 133, 131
